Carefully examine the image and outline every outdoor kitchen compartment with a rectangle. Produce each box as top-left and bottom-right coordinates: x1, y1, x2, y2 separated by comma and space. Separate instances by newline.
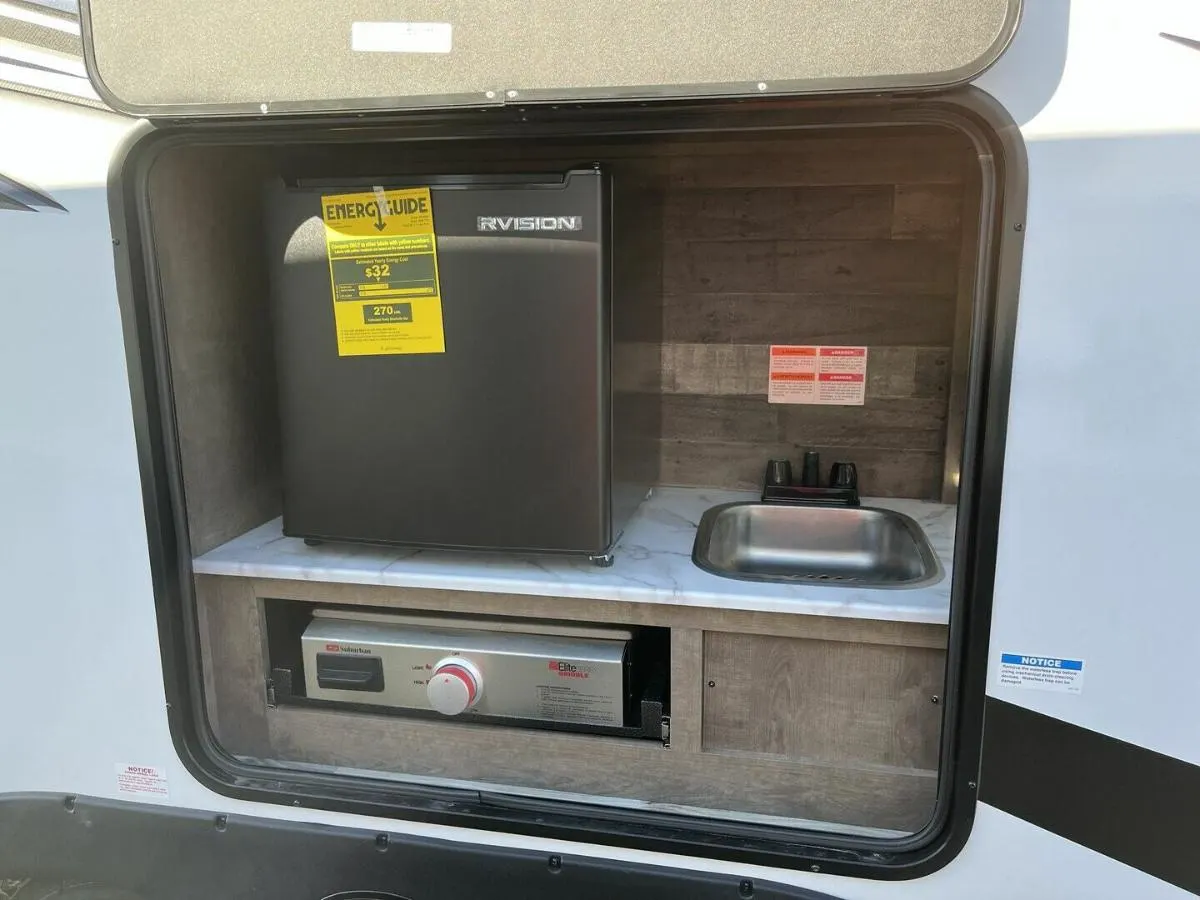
91, 0, 1026, 853
265, 168, 661, 557
118, 98, 1018, 836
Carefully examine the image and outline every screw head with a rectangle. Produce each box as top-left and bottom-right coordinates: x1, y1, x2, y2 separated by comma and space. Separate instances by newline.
259, 103, 269, 114
506, 89, 518, 99
375, 833, 389, 851
810, 864, 821, 873
738, 878, 754, 897
1014, 222, 1024, 232
63, 796, 76, 813
707, 680, 716, 688
931, 695, 940, 704
756, 82, 768, 91
548, 855, 562, 872
214, 814, 228, 832
485, 90, 496, 99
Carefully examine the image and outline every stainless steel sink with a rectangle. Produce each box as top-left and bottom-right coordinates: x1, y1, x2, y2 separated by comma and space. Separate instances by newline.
692, 502, 942, 589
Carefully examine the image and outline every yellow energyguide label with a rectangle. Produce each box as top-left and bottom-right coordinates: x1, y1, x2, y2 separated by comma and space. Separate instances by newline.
320, 187, 445, 356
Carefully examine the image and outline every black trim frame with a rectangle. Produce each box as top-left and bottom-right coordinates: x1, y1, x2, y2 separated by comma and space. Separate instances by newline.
0, 792, 835, 900
981, 698, 1200, 895
105, 90, 1027, 877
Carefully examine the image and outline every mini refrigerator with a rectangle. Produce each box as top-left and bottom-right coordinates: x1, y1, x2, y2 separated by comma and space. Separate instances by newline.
265, 167, 661, 559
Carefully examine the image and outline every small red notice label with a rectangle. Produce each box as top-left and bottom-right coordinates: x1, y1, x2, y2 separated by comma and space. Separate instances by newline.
116, 764, 169, 800
768, 345, 868, 405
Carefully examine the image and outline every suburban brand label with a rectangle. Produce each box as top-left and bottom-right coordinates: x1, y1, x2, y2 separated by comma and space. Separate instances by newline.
324, 644, 372, 655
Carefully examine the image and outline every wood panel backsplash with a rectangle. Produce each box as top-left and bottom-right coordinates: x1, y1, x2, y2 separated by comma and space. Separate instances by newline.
646, 128, 978, 499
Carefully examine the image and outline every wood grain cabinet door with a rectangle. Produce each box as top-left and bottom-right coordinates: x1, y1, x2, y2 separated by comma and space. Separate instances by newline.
702, 631, 945, 771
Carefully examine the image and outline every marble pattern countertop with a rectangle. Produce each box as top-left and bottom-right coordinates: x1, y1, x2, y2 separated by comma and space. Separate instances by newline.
194, 487, 956, 624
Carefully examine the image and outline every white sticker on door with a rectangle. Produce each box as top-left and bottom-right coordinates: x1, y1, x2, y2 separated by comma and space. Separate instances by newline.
351, 22, 453, 53
998, 654, 1085, 694
768, 345, 868, 405
116, 764, 170, 800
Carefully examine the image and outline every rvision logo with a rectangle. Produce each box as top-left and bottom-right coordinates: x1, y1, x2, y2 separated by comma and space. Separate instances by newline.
477, 216, 582, 232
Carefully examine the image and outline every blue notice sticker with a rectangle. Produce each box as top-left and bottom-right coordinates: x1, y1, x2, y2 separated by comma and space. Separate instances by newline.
998, 653, 1085, 694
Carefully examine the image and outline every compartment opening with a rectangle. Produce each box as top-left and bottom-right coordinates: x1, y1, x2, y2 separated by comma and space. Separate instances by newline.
117, 95, 1023, 868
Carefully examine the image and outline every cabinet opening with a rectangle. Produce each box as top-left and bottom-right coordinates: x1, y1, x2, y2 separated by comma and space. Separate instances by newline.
114, 94, 1024, 869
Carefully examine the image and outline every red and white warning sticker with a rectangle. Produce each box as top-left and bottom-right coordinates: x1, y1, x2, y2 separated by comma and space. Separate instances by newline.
116, 763, 170, 800
768, 345, 868, 406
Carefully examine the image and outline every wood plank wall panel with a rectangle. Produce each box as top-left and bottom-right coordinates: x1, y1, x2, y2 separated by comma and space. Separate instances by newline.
150, 147, 283, 555
268, 705, 936, 830
655, 127, 976, 498
194, 575, 272, 757
257, 578, 949, 649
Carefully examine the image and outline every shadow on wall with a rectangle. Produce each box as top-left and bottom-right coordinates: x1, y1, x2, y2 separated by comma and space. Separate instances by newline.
995, 127, 1200, 618
977, 0, 1071, 126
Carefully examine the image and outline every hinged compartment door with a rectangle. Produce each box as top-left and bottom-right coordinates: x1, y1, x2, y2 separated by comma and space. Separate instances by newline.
80, 0, 1020, 117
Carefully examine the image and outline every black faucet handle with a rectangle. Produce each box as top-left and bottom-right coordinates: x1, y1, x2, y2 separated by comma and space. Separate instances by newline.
829, 462, 858, 490
765, 458, 793, 487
